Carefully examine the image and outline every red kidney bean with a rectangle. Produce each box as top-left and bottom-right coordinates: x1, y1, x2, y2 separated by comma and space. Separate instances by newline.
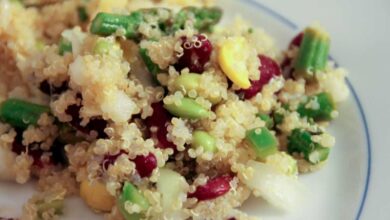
237, 55, 281, 99
188, 175, 233, 201
175, 34, 213, 73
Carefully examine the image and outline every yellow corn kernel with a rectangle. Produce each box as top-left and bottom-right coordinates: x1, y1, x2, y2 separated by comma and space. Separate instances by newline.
80, 180, 115, 212
218, 36, 251, 89
98, 0, 127, 12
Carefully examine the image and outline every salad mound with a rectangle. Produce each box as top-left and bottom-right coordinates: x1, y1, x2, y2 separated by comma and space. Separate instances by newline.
0, 0, 349, 219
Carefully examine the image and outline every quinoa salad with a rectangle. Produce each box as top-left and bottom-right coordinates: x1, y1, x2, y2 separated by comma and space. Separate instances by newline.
0, 0, 351, 219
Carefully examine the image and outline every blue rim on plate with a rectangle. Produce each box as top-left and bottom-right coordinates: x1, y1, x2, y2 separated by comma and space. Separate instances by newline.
241, 0, 372, 219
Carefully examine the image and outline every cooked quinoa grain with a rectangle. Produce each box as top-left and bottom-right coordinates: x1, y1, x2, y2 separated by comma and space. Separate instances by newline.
0, 0, 349, 219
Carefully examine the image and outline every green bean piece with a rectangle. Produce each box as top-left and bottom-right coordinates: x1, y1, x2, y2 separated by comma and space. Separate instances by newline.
139, 48, 161, 81
192, 130, 216, 153
77, 6, 89, 22
287, 129, 330, 164
257, 113, 274, 129
0, 99, 50, 129
37, 199, 64, 217
245, 127, 278, 160
173, 73, 201, 93
294, 26, 330, 81
118, 182, 149, 220
163, 97, 210, 119
173, 7, 223, 32
58, 38, 72, 56
90, 12, 143, 40
297, 92, 336, 121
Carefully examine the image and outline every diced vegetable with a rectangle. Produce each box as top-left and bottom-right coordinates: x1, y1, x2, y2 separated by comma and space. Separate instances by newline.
265, 152, 298, 176
93, 39, 116, 55
297, 92, 336, 121
192, 130, 217, 153
118, 182, 149, 220
172, 7, 222, 32
77, 6, 89, 22
0, 99, 50, 129
80, 180, 115, 212
90, 12, 143, 39
257, 113, 274, 129
58, 38, 72, 56
218, 37, 251, 89
173, 73, 201, 93
243, 160, 304, 210
245, 127, 278, 160
163, 97, 210, 119
287, 129, 330, 164
294, 26, 330, 80
37, 199, 64, 217
157, 168, 188, 211
90, 8, 172, 40
139, 48, 161, 81
188, 175, 232, 201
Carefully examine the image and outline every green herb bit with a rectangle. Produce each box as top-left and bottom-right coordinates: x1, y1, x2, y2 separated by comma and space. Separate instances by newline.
37, 199, 64, 217
257, 113, 274, 129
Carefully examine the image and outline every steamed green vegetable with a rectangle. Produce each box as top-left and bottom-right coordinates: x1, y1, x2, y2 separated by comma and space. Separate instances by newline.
294, 26, 330, 80
118, 182, 149, 220
297, 92, 335, 121
163, 97, 210, 119
287, 129, 330, 164
246, 127, 278, 160
0, 99, 50, 129
172, 7, 222, 31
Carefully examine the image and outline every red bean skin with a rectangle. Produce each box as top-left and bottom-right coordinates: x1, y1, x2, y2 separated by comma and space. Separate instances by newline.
188, 175, 233, 201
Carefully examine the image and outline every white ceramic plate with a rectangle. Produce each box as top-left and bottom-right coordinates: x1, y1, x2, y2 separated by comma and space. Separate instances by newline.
0, 0, 378, 219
